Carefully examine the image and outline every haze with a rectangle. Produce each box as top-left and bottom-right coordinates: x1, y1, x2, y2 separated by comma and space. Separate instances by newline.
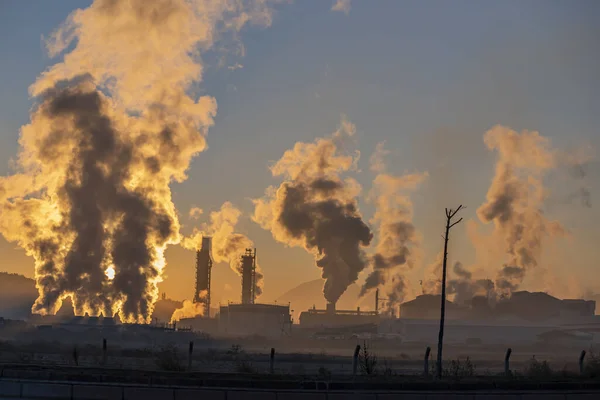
0, 0, 598, 318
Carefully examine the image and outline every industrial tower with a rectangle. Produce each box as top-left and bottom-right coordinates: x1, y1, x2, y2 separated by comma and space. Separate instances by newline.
240, 248, 257, 304
194, 236, 212, 317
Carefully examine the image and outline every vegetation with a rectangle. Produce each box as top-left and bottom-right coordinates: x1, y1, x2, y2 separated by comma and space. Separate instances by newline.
522, 356, 553, 380
154, 344, 184, 371
359, 341, 378, 376
226, 344, 255, 373
443, 356, 476, 380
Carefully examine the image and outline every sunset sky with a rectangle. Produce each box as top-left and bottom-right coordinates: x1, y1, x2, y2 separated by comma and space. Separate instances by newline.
0, 0, 598, 309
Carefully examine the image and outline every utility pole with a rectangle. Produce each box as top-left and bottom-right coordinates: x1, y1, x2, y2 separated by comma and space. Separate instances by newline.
436, 204, 464, 379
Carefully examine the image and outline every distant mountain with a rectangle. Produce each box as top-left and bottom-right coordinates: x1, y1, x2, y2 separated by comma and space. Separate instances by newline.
273, 279, 376, 321
0, 272, 37, 319
0, 272, 186, 322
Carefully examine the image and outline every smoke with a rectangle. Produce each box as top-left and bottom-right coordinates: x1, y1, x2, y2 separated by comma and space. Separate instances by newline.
360, 142, 427, 311
446, 262, 495, 305
476, 125, 566, 296
170, 290, 208, 323
0, 0, 279, 322
253, 116, 373, 305
182, 202, 263, 298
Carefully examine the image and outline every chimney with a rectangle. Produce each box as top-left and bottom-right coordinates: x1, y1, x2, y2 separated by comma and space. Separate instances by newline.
194, 236, 212, 316
240, 248, 256, 304
326, 302, 336, 314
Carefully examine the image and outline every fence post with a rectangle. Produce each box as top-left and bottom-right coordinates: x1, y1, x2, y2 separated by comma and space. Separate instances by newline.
270, 348, 275, 374
188, 341, 194, 371
504, 348, 512, 377
424, 347, 431, 377
352, 345, 361, 377
102, 338, 107, 366
73, 346, 79, 366
579, 350, 586, 375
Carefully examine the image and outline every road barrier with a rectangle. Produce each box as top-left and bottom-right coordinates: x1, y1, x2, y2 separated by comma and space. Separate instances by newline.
0, 379, 599, 400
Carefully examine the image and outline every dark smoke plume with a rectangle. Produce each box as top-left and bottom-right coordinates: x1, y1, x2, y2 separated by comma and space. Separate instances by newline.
254, 117, 373, 304
0, 0, 280, 322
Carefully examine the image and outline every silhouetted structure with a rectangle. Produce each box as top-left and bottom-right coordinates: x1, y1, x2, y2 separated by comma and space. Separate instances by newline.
240, 248, 257, 304
194, 237, 212, 316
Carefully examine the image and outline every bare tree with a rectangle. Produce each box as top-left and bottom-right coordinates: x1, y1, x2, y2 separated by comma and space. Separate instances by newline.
436, 205, 464, 379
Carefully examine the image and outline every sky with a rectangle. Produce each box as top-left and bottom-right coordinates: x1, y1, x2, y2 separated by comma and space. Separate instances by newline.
0, 0, 598, 308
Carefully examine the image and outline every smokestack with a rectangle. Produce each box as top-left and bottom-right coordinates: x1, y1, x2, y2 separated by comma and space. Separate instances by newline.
194, 236, 212, 317
375, 288, 379, 313
240, 248, 256, 304
326, 302, 336, 314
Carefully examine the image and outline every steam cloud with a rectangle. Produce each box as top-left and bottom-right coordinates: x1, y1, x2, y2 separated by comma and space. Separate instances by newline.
361, 142, 427, 311
182, 202, 263, 298
170, 290, 208, 323
253, 117, 373, 305
476, 125, 565, 295
0, 0, 277, 322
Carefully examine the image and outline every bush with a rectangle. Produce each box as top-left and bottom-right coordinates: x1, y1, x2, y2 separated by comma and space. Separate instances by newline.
584, 351, 600, 378
318, 366, 332, 380
444, 357, 476, 380
359, 341, 378, 376
154, 344, 184, 371
226, 344, 255, 373
523, 357, 553, 380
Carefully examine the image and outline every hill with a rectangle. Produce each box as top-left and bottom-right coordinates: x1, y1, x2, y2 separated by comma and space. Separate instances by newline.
273, 279, 377, 321
0, 272, 186, 322
0, 272, 37, 319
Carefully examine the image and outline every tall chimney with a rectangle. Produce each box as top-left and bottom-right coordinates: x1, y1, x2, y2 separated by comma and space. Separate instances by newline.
194, 236, 212, 316
375, 288, 379, 313
240, 248, 256, 304
326, 302, 336, 314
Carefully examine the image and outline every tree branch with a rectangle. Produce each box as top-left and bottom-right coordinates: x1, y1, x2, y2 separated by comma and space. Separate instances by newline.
449, 217, 463, 229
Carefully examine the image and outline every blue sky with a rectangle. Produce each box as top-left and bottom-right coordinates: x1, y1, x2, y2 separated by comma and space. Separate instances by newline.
0, 0, 598, 302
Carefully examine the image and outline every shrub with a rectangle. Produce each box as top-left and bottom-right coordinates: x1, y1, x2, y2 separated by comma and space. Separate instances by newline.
584, 351, 600, 378
359, 341, 378, 376
318, 366, 332, 379
523, 357, 553, 380
154, 344, 184, 371
444, 356, 476, 380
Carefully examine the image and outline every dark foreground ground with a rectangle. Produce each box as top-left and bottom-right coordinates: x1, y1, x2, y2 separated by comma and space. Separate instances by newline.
1, 363, 600, 392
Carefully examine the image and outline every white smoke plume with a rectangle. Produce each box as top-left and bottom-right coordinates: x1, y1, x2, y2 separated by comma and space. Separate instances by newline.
253, 116, 373, 305
0, 0, 279, 322
170, 290, 207, 323
182, 202, 263, 298
361, 142, 427, 311
476, 125, 566, 295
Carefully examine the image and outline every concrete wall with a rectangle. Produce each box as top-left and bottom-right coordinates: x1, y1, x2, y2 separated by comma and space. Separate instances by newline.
0, 380, 598, 400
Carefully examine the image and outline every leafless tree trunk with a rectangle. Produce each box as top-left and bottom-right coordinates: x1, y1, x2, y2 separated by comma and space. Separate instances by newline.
436, 205, 464, 379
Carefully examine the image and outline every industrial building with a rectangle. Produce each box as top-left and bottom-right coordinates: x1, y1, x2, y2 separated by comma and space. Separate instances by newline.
298, 298, 380, 330
217, 247, 292, 338
218, 303, 292, 338
194, 236, 213, 316
399, 291, 596, 322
